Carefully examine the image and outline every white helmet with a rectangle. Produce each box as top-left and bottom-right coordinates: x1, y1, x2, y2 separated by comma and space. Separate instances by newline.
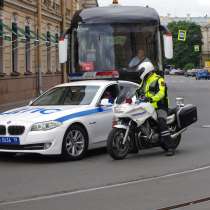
137, 61, 155, 81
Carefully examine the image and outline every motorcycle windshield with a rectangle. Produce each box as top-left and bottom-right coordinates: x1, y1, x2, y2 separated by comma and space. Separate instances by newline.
116, 84, 138, 105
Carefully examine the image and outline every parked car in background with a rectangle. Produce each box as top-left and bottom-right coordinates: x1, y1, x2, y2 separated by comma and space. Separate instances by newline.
164, 69, 170, 75
185, 69, 197, 77
170, 69, 184, 75
176, 69, 185, 75
195, 69, 209, 80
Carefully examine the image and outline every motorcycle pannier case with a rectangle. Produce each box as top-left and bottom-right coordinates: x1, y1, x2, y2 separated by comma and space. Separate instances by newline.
177, 105, 197, 129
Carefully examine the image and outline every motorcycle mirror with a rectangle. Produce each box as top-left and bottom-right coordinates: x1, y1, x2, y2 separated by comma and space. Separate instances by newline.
176, 97, 184, 107
132, 95, 137, 103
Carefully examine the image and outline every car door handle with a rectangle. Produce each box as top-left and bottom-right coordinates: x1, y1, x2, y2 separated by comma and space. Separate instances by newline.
89, 122, 96, 125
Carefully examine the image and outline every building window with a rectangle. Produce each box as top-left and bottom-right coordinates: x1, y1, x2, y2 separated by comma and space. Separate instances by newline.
46, 31, 51, 73
25, 18, 31, 75
0, 13, 4, 76
11, 14, 19, 76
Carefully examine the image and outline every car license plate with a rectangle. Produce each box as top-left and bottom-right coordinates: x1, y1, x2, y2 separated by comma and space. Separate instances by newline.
0, 137, 20, 145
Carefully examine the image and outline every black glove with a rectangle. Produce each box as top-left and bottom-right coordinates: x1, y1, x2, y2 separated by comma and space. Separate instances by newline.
144, 97, 153, 103
136, 89, 144, 97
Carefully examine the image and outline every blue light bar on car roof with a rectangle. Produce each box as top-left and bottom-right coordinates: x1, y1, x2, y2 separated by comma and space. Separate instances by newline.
69, 71, 119, 81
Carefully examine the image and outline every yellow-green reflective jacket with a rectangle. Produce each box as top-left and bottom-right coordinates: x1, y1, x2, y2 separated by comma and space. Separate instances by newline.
140, 73, 168, 109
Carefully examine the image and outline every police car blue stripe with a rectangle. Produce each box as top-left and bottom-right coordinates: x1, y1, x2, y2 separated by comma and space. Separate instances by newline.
55, 107, 112, 123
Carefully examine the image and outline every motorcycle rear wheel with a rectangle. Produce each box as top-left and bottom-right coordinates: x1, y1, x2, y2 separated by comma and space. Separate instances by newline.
107, 128, 130, 160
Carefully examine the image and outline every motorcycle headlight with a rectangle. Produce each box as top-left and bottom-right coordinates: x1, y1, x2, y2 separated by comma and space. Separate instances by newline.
114, 106, 124, 113
31, 121, 62, 131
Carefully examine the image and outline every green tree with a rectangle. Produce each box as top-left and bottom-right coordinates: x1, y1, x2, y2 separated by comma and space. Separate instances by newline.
184, 63, 195, 70
167, 21, 202, 69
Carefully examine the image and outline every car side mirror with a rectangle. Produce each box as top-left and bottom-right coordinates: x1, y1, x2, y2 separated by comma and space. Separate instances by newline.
28, 98, 37, 106
59, 35, 68, 64
100, 99, 112, 106
28, 100, 33, 106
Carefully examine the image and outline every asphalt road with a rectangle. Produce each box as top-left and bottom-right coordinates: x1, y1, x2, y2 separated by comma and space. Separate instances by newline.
1, 76, 210, 210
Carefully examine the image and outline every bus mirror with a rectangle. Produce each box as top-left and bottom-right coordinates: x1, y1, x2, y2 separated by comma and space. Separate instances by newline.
163, 33, 173, 59
59, 36, 68, 64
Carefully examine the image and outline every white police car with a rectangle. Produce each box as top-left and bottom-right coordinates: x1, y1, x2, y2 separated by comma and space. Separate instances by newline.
0, 80, 139, 160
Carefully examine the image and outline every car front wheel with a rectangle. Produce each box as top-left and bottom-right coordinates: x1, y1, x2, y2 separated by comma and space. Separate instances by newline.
61, 125, 88, 161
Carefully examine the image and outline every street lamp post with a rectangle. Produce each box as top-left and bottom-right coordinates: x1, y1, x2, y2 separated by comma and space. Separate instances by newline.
61, 0, 67, 83
37, 0, 42, 95
207, 26, 210, 61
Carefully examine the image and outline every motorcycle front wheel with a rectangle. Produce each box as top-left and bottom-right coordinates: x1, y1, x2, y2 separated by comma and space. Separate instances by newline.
107, 128, 130, 160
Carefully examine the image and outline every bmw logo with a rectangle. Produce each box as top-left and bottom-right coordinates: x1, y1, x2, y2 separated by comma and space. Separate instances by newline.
7, 121, 12, 124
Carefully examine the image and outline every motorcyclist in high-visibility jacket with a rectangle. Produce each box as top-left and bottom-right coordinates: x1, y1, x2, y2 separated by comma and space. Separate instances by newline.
137, 61, 175, 156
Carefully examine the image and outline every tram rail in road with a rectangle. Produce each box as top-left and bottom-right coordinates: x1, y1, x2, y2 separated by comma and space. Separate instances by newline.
1, 163, 210, 208
157, 196, 210, 210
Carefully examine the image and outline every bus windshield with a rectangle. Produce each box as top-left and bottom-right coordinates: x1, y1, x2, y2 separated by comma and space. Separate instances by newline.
72, 23, 158, 73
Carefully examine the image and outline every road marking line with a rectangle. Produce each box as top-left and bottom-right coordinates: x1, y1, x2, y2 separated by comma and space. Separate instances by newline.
202, 125, 210, 128
2, 165, 210, 206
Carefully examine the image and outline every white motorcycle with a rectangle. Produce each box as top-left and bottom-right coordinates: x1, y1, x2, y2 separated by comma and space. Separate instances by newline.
107, 95, 197, 160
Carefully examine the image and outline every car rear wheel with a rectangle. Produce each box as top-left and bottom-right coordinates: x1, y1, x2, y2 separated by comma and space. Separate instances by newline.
61, 125, 88, 161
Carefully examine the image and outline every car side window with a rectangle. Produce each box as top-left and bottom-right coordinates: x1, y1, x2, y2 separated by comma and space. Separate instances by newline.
100, 84, 119, 104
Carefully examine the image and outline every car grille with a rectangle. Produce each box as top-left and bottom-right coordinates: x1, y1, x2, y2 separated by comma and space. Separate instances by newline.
0, 125, 6, 135
0, 143, 45, 150
8, 126, 25, 135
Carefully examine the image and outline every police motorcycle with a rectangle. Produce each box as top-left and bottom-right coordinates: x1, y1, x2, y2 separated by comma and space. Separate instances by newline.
107, 92, 197, 160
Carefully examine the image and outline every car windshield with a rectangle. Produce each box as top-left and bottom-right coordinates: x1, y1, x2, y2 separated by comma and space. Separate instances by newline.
71, 23, 158, 72
31, 86, 100, 106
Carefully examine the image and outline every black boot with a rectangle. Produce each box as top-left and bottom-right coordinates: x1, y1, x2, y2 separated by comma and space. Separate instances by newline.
158, 116, 175, 156
160, 131, 175, 156
165, 148, 175, 156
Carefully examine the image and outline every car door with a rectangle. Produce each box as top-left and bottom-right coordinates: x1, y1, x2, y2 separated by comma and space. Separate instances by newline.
88, 84, 119, 144
89, 82, 139, 144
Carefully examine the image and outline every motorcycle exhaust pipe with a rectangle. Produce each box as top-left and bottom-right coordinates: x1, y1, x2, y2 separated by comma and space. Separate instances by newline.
171, 128, 187, 139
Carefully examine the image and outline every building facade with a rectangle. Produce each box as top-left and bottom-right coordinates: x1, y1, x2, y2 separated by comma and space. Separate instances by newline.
80, 0, 98, 8
161, 15, 210, 68
0, 0, 98, 108
201, 24, 210, 68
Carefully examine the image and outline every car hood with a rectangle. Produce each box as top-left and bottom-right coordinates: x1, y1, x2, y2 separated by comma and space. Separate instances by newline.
0, 105, 96, 124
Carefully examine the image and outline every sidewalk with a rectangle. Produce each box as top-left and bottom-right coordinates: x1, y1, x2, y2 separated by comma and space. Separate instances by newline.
0, 100, 29, 112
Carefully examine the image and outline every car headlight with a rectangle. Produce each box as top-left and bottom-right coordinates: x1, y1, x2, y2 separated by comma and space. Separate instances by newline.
31, 121, 62, 131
